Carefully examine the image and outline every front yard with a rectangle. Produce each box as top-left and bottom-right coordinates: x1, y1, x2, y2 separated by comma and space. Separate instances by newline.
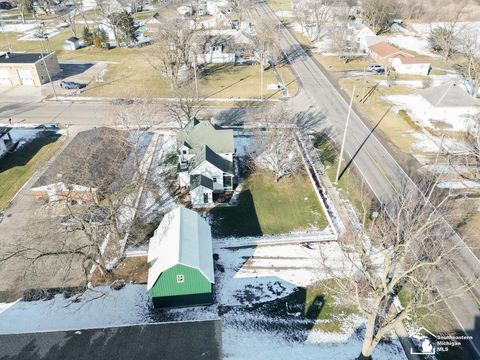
0, 131, 62, 210
209, 171, 328, 237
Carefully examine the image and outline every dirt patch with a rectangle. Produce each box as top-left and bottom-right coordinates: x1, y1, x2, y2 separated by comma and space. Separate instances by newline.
91, 256, 148, 285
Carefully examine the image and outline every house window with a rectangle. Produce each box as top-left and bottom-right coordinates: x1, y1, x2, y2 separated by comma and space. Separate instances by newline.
182, 150, 187, 154
223, 174, 232, 188
203, 193, 209, 203
176, 274, 184, 283
212, 177, 217, 182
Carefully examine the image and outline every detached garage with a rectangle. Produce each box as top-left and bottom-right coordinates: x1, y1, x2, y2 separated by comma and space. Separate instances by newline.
147, 206, 215, 308
0, 52, 60, 87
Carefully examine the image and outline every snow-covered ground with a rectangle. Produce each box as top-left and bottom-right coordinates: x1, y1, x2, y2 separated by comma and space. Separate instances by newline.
0, 242, 406, 359
407, 130, 471, 154
383, 94, 474, 132
19, 28, 60, 41
387, 34, 438, 57
0, 23, 36, 33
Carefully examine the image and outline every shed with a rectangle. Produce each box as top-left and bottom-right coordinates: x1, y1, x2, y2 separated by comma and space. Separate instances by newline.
147, 206, 215, 308
64, 36, 81, 51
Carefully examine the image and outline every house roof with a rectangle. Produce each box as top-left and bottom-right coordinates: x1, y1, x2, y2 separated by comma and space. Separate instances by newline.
0, 320, 222, 360
368, 41, 404, 58
0, 126, 11, 137
147, 206, 215, 290
419, 82, 480, 108
177, 118, 234, 155
193, 145, 233, 173
190, 174, 214, 190
32, 127, 129, 190
65, 36, 79, 42
396, 54, 430, 64
0, 52, 55, 64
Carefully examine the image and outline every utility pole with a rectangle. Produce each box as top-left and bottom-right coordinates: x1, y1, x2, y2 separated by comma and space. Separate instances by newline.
335, 84, 356, 183
39, 35, 58, 101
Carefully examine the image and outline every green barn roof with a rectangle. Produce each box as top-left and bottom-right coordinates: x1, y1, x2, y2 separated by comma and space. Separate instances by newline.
177, 118, 234, 155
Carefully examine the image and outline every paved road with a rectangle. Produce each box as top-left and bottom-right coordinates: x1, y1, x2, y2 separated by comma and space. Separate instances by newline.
255, 1, 480, 357
0, 100, 263, 127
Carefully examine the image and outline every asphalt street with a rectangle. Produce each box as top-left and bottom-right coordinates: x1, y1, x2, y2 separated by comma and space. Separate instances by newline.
255, 1, 480, 357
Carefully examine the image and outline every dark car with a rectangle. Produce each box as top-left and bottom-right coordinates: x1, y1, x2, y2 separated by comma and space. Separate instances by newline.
60, 81, 86, 89
0, 2, 13, 9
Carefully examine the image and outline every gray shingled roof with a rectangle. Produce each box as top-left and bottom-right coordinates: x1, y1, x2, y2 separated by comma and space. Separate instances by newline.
32, 127, 129, 190
190, 174, 214, 190
0, 126, 11, 137
0, 52, 52, 64
0, 320, 222, 360
193, 145, 233, 173
177, 118, 234, 155
419, 82, 480, 108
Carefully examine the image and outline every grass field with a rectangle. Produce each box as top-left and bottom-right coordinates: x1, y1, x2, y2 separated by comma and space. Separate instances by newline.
267, 0, 292, 12
313, 55, 370, 72
210, 171, 328, 237
0, 132, 63, 210
0, 26, 297, 99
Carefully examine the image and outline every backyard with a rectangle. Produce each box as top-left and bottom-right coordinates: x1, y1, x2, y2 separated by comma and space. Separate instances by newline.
209, 171, 328, 237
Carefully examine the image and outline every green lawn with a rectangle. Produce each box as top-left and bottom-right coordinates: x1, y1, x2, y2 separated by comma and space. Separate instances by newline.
209, 171, 328, 237
312, 133, 369, 215
267, 0, 292, 12
0, 132, 63, 210
0, 26, 297, 99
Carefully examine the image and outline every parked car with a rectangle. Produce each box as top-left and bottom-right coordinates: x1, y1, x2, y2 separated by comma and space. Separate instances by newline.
60, 81, 86, 89
128, 36, 153, 48
368, 64, 385, 73
0, 2, 13, 9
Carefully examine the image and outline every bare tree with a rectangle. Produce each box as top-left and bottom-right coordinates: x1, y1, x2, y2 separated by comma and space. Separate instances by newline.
62, 0, 82, 37
147, 15, 196, 89
0, 106, 160, 291
361, 0, 400, 34
17, 0, 34, 24
319, 182, 476, 359
329, 12, 359, 63
252, 18, 276, 100
165, 83, 205, 128
427, 8, 464, 62
455, 30, 480, 98
251, 106, 303, 182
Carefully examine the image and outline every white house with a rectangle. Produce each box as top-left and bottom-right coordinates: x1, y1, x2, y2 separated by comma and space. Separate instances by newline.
352, 23, 376, 51
0, 127, 14, 158
391, 55, 431, 76
417, 82, 480, 132
177, 118, 235, 207
197, 45, 235, 64
63, 37, 81, 51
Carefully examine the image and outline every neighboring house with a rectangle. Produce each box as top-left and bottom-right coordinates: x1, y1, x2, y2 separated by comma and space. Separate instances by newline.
0, 52, 60, 86
351, 23, 376, 51
63, 37, 81, 51
143, 12, 161, 34
0, 126, 14, 158
177, 4, 193, 16
197, 45, 235, 64
0, 321, 223, 360
367, 41, 410, 67
417, 82, 480, 132
391, 55, 431, 76
31, 127, 128, 204
147, 206, 215, 308
367, 41, 431, 75
176, 118, 235, 207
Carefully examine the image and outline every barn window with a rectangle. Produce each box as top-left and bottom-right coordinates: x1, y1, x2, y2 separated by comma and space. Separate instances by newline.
176, 274, 184, 283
